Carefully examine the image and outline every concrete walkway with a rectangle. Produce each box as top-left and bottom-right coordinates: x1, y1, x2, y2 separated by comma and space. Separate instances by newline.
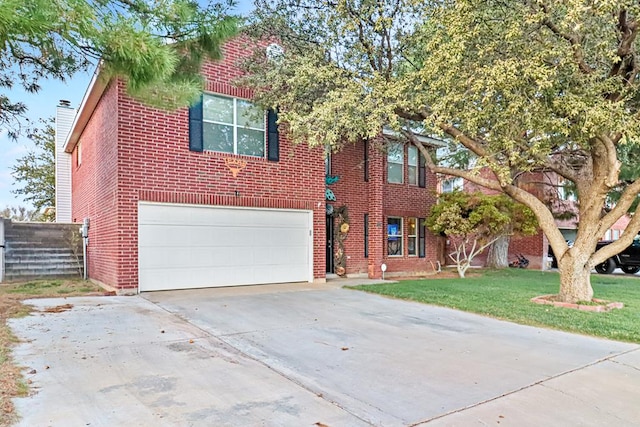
9, 283, 640, 426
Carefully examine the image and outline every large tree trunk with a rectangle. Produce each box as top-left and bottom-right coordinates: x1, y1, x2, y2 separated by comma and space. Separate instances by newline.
557, 254, 594, 302
486, 235, 509, 268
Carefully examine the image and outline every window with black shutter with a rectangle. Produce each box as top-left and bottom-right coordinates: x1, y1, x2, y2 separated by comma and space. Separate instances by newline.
267, 109, 279, 161
188, 93, 275, 159
418, 218, 426, 258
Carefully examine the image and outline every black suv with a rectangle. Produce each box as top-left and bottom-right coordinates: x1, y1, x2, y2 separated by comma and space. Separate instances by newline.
549, 238, 640, 274
594, 237, 640, 274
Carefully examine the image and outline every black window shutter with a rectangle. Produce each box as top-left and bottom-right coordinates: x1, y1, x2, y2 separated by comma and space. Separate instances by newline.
418, 218, 426, 258
364, 213, 369, 258
267, 109, 279, 161
418, 148, 426, 188
188, 95, 203, 152
364, 140, 369, 182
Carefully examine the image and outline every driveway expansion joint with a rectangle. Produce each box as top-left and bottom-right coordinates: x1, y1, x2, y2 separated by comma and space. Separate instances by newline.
408, 346, 640, 426
144, 296, 378, 426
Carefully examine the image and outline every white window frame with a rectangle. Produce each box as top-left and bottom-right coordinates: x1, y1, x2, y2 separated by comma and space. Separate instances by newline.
408, 145, 418, 186
202, 94, 265, 157
407, 217, 418, 256
387, 217, 403, 257
387, 143, 404, 184
441, 177, 463, 193
558, 179, 577, 201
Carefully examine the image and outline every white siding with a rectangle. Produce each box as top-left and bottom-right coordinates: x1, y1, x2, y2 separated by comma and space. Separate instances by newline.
55, 104, 76, 222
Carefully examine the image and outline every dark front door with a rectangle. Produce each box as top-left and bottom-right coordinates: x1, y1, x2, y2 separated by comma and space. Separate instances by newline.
326, 214, 334, 273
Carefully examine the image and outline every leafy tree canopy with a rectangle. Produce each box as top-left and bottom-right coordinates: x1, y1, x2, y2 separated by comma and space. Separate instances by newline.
426, 191, 537, 277
427, 192, 538, 241
0, 0, 239, 136
243, 0, 640, 302
11, 117, 55, 216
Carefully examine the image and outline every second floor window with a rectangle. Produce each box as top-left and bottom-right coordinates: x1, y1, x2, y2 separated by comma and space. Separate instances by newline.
442, 177, 463, 193
558, 179, 577, 201
387, 143, 404, 183
408, 145, 418, 185
203, 94, 265, 157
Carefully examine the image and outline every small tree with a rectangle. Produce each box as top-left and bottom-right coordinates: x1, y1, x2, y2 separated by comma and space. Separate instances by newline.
426, 192, 537, 278
11, 117, 55, 219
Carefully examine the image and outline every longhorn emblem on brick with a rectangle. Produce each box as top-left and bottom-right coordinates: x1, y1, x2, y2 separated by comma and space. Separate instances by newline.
224, 157, 248, 178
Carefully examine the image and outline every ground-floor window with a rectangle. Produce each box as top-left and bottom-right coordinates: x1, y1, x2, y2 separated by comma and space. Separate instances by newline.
386, 216, 426, 258
387, 217, 403, 256
407, 217, 418, 256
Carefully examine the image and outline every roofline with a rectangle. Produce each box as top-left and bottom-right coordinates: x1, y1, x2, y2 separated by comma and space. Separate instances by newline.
381, 128, 446, 147
64, 64, 109, 153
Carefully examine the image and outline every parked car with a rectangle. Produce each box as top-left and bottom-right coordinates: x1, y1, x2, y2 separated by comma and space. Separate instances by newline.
550, 238, 640, 274
548, 240, 573, 269
593, 237, 640, 274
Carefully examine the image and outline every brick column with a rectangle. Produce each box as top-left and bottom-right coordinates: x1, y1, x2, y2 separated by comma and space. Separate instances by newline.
367, 144, 385, 279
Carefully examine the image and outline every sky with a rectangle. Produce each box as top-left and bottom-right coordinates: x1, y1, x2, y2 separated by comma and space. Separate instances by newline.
0, 0, 254, 210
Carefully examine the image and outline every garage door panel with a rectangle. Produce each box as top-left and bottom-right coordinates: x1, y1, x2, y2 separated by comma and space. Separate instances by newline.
256, 246, 308, 265
254, 228, 307, 246
138, 203, 313, 291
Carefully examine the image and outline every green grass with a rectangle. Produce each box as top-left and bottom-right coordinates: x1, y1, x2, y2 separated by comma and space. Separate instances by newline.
3, 280, 100, 296
349, 269, 640, 343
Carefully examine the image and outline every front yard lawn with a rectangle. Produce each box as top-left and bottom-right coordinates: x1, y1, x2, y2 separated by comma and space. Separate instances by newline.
350, 269, 640, 343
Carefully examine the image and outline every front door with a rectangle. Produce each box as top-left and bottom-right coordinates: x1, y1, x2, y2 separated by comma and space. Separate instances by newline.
326, 214, 334, 273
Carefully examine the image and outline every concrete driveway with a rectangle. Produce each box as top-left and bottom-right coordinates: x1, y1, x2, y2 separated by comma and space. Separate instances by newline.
9, 282, 640, 426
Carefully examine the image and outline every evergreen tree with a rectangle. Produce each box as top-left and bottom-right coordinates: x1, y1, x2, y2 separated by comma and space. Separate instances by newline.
0, 0, 239, 136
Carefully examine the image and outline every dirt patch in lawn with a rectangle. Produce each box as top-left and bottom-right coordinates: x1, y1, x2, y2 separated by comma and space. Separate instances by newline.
43, 303, 74, 313
531, 294, 624, 312
394, 269, 481, 281
0, 279, 108, 427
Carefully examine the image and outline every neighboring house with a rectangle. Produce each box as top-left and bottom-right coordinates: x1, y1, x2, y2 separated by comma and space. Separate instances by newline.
59, 37, 441, 293
439, 169, 631, 269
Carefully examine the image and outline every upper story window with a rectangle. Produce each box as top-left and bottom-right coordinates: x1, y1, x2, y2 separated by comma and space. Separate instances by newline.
558, 179, 576, 201
408, 145, 418, 185
202, 94, 265, 157
387, 143, 404, 184
441, 177, 463, 193
387, 142, 426, 186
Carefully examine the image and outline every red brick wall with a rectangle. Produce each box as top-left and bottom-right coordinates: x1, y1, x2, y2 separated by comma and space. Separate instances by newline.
331, 141, 440, 277
71, 82, 121, 287
73, 38, 326, 290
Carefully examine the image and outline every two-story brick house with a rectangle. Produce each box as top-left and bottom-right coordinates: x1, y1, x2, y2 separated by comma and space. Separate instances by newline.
326, 139, 440, 278
60, 38, 440, 293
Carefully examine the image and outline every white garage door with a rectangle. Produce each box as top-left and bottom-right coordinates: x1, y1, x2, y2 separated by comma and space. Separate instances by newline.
138, 202, 313, 291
